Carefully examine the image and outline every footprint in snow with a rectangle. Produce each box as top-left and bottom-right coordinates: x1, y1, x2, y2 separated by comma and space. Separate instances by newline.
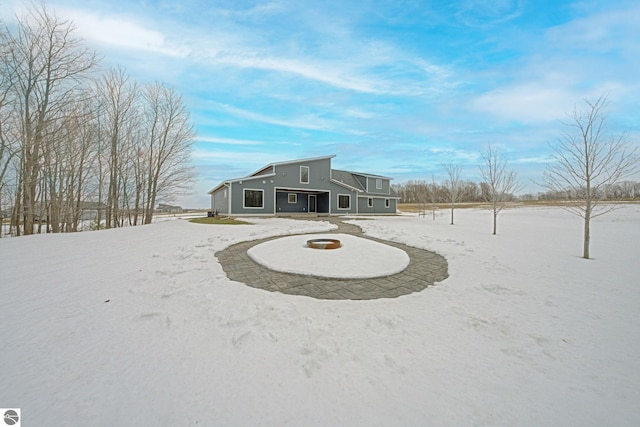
232, 329, 252, 348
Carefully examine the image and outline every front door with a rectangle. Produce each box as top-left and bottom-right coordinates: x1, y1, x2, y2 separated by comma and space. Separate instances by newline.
308, 195, 317, 213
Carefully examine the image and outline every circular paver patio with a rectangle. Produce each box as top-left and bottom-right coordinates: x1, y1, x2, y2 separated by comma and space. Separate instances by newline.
216, 218, 449, 300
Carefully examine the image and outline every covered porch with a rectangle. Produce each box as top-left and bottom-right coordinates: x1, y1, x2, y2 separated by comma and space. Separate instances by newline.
275, 188, 330, 214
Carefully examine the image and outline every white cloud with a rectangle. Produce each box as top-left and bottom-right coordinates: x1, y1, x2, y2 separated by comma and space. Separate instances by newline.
54, 6, 185, 57
191, 149, 292, 170
461, 2, 640, 126
512, 156, 553, 165
197, 136, 264, 146
343, 108, 379, 119
546, 4, 640, 55
208, 101, 336, 131
192, 150, 242, 161
426, 147, 480, 162
470, 84, 578, 123
211, 53, 389, 95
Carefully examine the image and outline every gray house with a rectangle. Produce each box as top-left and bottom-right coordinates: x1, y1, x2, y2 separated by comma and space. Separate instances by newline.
208, 155, 398, 216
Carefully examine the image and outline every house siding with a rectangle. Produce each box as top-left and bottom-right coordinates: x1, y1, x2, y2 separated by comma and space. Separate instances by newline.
366, 176, 391, 195
273, 157, 332, 188
275, 191, 309, 213
357, 196, 396, 215
211, 187, 229, 214
329, 185, 359, 214
230, 177, 276, 214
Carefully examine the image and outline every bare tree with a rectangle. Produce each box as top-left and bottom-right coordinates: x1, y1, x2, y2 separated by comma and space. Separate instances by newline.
542, 95, 639, 259
141, 82, 195, 224
54, 98, 100, 231
4, 4, 97, 234
443, 163, 462, 225
96, 67, 139, 228
479, 144, 520, 235
1, 7, 195, 236
0, 24, 18, 235
91, 104, 109, 230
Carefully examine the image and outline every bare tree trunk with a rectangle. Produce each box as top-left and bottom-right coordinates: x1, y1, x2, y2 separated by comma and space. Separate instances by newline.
12, 185, 22, 236
22, 148, 38, 235
443, 163, 461, 225
583, 201, 591, 259
430, 175, 437, 220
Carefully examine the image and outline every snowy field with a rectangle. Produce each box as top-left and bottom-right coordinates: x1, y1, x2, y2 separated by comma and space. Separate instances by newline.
1, 205, 639, 426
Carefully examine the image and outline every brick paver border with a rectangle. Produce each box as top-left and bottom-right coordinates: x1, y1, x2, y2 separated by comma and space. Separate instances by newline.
216, 218, 449, 300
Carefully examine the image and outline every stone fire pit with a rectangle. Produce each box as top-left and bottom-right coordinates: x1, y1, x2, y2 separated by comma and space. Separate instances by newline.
306, 238, 342, 249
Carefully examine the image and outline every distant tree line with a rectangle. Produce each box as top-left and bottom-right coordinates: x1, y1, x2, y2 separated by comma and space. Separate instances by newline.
0, 5, 196, 236
393, 179, 518, 204
393, 179, 640, 204
536, 181, 640, 201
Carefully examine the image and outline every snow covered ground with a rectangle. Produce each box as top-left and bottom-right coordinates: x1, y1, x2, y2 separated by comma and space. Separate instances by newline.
248, 233, 410, 278
1, 206, 639, 426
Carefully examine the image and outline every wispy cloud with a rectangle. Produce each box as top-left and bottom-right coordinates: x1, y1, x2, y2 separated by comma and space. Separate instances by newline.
17, 1, 458, 99
207, 101, 337, 131
191, 149, 293, 169
512, 156, 553, 165
198, 136, 264, 146
453, 0, 523, 28
211, 53, 389, 94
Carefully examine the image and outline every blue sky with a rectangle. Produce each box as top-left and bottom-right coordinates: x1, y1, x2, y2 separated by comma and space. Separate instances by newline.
2, 0, 639, 208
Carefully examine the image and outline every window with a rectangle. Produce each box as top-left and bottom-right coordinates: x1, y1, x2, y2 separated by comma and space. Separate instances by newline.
288, 193, 297, 204
244, 189, 264, 208
367, 198, 373, 208
223, 190, 227, 198
385, 198, 390, 208
300, 166, 309, 184
376, 178, 383, 190
338, 194, 350, 210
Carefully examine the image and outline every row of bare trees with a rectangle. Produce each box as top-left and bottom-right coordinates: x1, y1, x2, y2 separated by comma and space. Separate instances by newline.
393, 96, 638, 258
393, 178, 487, 204
0, 5, 195, 236
392, 145, 520, 234
395, 177, 639, 205
536, 181, 640, 200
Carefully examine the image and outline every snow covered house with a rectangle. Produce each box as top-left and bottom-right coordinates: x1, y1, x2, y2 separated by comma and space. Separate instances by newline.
208, 155, 398, 216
